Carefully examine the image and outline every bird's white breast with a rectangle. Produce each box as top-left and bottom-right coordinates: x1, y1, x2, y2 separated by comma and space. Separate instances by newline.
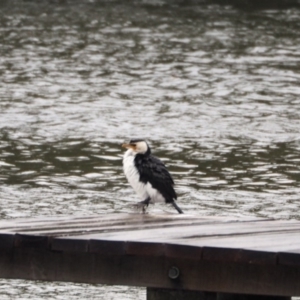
123, 149, 148, 199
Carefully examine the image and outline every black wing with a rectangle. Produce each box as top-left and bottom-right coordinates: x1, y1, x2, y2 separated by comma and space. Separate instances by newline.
134, 154, 177, 203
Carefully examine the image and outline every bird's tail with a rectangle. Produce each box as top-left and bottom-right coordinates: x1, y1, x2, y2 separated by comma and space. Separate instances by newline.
171, 201, 184, 214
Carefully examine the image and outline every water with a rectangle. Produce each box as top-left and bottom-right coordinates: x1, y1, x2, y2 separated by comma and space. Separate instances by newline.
1, 0, 300, 298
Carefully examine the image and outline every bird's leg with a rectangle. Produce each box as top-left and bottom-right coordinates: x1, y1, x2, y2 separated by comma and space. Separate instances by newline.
171, 201, 184, 214
139, 197, 151, 214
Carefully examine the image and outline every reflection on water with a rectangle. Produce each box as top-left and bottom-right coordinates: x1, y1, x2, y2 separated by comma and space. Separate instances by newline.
1, 0, 300, 299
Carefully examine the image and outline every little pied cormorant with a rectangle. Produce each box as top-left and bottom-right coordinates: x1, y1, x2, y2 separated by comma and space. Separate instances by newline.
122, 139, 183, 214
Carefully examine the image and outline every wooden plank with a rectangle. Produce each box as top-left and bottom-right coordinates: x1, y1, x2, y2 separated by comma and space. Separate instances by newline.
40, 219, 299, 241
0, 214, 202, 232
48, 222, 300, 255
4, 215, 299, 264
0, 217, 230, 236
171, 232, 300, 253
0, 213, 258, 227
1, 215, 300, 257
0, 214, 266, 235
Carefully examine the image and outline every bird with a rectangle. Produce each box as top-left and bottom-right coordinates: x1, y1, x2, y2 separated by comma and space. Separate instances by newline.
122, 139, 183, 214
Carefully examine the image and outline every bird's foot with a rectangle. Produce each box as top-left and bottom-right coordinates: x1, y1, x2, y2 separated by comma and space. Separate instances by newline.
132, 197, 151, 214
132, 202, 148, 214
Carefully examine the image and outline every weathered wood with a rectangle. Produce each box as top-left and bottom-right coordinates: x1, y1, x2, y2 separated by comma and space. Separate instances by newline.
0, 214, 300, 298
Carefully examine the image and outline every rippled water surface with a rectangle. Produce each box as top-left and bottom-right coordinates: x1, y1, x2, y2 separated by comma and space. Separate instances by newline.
1, 0, 300, 298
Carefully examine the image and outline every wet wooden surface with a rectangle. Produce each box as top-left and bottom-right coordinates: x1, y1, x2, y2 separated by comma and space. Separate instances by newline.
0, 213, 300, 297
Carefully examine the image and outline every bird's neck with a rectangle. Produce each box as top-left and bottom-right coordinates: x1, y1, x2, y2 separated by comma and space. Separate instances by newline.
138, 148, 151, 157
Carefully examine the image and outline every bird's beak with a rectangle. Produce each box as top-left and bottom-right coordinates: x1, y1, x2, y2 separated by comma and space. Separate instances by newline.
122, 143, 134, 149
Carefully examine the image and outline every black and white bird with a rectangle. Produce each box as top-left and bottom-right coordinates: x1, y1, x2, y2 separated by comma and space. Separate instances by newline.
122, 139, 183, 214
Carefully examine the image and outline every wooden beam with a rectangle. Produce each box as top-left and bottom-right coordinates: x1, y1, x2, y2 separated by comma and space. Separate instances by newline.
0, 246, 299, 297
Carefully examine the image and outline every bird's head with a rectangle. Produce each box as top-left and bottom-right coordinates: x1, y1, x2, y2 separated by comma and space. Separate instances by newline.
122, 139, 151, 155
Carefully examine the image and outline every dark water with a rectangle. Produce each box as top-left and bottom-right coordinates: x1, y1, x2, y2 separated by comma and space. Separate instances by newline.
1, 0, 300, 298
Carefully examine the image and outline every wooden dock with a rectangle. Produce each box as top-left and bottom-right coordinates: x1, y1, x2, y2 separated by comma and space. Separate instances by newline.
0, 213, 300, 299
